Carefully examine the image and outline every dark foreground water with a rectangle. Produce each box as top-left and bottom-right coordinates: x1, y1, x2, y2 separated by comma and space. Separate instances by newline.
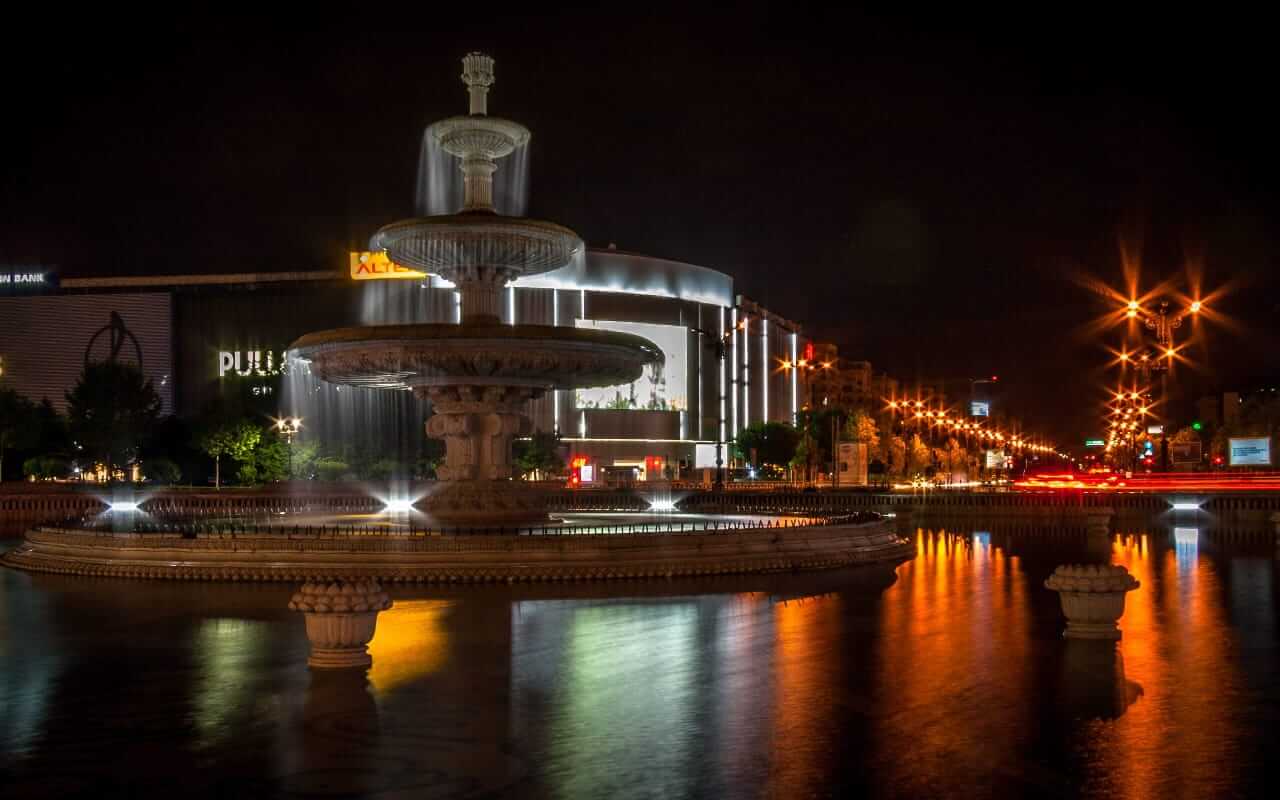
3, 525, 1280, 799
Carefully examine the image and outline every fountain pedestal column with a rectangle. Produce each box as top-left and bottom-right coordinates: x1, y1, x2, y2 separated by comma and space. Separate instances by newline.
418, 384, 548, 525
1045, 565, 1140, 640
289, 581, 393, 669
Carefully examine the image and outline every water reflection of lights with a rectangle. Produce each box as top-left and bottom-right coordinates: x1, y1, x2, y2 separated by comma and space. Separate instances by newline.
366, 600, 452, 695
1106, 532, 1239, 797
544, 603, 698, 798
192, 618, 269, 748
1173, 527, 1200, 547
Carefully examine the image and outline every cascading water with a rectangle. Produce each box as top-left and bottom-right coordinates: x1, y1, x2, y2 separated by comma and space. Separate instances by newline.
282, 358, 427, 479
416, 130, 529, 217
279, 84, 535, 478
287, 52, 661, 524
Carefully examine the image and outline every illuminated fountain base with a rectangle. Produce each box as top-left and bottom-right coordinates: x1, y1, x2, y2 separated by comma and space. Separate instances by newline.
1, 512, 912, 583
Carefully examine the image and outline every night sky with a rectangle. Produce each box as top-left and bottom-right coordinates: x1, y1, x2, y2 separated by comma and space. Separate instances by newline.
3, 8, 1277, 445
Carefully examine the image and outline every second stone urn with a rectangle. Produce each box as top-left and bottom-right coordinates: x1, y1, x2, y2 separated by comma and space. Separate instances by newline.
1044, 564, 1140, 640
289, 580, 393, 669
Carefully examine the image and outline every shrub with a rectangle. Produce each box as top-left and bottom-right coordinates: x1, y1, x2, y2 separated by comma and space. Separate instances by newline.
315, 458, 350, 482
23, 454, 69, 480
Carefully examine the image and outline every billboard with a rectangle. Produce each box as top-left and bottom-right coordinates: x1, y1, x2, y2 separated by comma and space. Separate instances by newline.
694, 443, 720, 469
970, 401, 990, 417
837, 442, 868, 486
1229, 437, 1271, 466
1146, 424, 1165, 435
349, 251, 429, 281
575, 320, 686, 412
984, 449, 1007, 469
1170, 441, 1202, 465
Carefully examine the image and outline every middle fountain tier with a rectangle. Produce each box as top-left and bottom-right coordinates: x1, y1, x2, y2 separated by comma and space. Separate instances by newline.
290, 52, 662, 525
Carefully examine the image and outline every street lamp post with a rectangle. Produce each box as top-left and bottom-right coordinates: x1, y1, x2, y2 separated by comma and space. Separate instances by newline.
692, 326, 737, 491
1119, 297, 1202, 422
274, 416, 302, 479
780, 356, 832, 485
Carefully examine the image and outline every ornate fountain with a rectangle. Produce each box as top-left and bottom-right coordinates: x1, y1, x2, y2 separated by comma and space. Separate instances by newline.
290, 53, 661, 524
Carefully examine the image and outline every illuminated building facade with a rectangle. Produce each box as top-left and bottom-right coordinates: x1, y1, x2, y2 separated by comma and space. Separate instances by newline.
0, 249, 807, 480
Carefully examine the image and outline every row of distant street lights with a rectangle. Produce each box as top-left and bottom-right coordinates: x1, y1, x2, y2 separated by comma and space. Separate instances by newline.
884, 399, 1063, 457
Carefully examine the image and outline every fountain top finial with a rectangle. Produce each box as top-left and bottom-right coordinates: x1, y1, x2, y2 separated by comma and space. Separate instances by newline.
462, 52, 496, 115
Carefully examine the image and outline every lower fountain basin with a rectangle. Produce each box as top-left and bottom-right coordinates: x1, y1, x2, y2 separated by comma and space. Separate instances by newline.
1, 511, 913, 583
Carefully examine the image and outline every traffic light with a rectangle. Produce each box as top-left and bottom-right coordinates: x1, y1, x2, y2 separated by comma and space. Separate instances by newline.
1192, 421, 1203, 431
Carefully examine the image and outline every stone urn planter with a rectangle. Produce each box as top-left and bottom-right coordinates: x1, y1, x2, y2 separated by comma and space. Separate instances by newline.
289, 580, 393, 669
1044, 564, 1139, 640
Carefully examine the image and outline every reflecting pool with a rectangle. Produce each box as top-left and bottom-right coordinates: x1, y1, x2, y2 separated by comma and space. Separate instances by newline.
3, 525, 1279, 798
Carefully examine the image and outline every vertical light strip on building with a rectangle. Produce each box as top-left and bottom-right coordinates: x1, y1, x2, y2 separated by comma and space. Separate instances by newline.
762, 319, 768, 423
742, 316, 749, 428
719, 307, 727, 445
507, 286, 516, 326
790, 332, 798, 425
552, 289, 560, 434
730, 308, 738, 438
453, 291, 462, 324
696, 318, 703, 440
579, 410, 587, 438
579, 289, 586, 320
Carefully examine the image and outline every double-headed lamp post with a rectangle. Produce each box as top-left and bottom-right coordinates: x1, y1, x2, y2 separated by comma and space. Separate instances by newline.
1117, 297, 1201, 443
274, 416, 303, 478
1118, 298, 1201, 380
780, 357, 832, 484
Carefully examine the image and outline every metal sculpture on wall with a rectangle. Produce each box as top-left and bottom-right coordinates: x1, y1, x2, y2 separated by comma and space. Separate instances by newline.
85, 311, 144, 369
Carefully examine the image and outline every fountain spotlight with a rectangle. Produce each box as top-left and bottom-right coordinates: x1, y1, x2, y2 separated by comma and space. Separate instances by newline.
383, 499, 415, 514
109, 501, 139, 512
649, 498, 678, 512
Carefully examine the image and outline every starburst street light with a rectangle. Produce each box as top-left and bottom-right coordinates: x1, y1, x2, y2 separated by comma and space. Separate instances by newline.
273, 416, 303, 478
1112, 294, 1204, 380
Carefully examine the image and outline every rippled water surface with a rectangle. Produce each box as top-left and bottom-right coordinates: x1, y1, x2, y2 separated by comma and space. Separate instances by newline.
3, 525, 1279, 798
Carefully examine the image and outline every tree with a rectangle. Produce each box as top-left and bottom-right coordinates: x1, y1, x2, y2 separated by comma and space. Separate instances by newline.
514, 429, 565, 480
735, 421, 801, 475
290, 440, 320, 480
907, 434, 930, 477
197, 419, 260, 489
887, 435, 906, 477
0, 388, 38, 482
945, 437, 968, 482
65, 362, 161, 478
32, 398, 71, 461
252, 434, 290, 483
868, 459, 888, 488
142, 457, 181, 485
843, 409, 880, 455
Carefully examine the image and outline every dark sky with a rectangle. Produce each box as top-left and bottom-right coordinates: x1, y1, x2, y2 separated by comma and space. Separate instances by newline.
3, 8, 1278, 446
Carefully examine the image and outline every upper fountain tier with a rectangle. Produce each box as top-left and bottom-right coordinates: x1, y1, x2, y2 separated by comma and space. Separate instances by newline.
370, 52, 578, 324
